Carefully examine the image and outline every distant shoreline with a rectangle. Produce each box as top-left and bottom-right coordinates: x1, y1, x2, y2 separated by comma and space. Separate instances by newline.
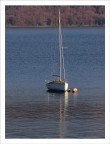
6, 25, 105, 28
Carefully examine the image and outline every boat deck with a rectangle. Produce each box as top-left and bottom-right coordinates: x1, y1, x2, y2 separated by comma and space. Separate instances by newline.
48, 80, 67, 84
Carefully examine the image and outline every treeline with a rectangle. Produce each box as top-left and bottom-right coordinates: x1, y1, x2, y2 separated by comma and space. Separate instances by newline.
5, 6, 105, 27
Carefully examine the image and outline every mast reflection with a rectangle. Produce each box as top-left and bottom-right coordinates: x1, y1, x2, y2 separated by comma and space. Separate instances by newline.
47, 91, 78, 138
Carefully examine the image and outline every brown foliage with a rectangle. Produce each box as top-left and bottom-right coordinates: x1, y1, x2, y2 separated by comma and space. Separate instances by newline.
5, 6, 105, 27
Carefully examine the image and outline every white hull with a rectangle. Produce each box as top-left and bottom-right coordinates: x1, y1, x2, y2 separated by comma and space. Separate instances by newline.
46, 82, 68, 91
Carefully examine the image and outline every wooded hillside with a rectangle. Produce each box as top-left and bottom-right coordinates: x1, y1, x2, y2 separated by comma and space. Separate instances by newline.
5, 6, 105, 27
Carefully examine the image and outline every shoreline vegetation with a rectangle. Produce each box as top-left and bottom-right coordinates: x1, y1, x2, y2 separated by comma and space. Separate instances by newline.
6, 25, 105, 28
6, 6, 105, 28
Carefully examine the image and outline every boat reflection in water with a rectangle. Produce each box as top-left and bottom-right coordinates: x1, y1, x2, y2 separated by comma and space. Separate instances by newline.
47, 91, 78, 138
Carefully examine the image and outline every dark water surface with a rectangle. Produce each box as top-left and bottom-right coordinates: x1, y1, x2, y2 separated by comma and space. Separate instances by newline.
5, 27, 105, 138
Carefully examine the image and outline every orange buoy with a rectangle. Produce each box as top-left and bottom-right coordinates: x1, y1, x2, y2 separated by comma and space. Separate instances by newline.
72, 88, 78, 93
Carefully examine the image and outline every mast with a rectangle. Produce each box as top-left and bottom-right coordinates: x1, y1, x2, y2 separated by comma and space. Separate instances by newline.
59, 8, 62, 81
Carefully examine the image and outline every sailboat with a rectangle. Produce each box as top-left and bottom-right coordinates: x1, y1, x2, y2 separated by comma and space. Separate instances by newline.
46, 9, 68, 91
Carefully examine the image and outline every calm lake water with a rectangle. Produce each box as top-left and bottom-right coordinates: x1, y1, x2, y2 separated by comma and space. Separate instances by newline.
5, 27, 105, 138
